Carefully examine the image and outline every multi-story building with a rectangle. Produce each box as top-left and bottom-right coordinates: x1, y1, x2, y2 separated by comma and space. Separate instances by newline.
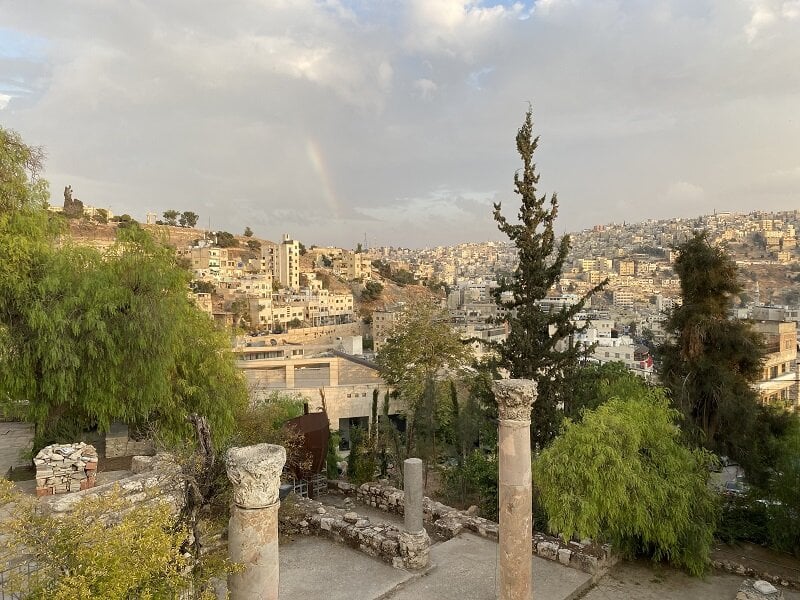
277, 234, 300, 290
333, 251, 372, 280
753, 320, 799, 410
182, 246, 226, 277
612, 289, 635, 308
615, 259, 636, 277
372, 306, 402, 352
235, 343, 401, 446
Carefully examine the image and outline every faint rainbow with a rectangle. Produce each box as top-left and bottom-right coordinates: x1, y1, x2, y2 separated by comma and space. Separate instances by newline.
306, 139, 341, 219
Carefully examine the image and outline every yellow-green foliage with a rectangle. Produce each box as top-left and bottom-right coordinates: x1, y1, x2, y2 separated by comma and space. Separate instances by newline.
0, 126, 248, 448
534, 388, 719, 576
0, 481, 232, 599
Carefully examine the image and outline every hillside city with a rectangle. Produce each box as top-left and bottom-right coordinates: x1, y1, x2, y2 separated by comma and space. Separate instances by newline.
52, 197, 800, 441
1, 150, 797, 598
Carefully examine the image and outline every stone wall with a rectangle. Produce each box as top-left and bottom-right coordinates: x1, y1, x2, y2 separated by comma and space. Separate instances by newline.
328, 480, 616, 580
714, 559, 799, 591
34, 442, 98, 496
0, 422, 34, 472
279, 495, 430, 570
104, 422, 155, 459
41, 453, 184, 516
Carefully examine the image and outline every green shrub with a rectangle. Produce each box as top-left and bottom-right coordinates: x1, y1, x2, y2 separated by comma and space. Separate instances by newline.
534, 388, 719, 576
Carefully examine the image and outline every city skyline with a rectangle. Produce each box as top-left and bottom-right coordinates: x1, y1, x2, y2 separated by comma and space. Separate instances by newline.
2, 1, 799, 246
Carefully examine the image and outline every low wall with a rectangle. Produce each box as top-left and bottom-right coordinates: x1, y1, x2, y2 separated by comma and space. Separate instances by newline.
41, 453, 184, 516
714, 559, 799, 591
328, 480, 616, 580
104, 423, 155, 459
279, 495, 430, 570
0, 422, 34, 471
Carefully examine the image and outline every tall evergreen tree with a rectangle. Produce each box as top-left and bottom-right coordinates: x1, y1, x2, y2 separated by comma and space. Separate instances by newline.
492, 109, 605, 448
660, 232, 765, 463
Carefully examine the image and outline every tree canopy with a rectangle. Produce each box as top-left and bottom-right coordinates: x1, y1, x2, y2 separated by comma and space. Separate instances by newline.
491, 109, 605, 448
660, 232, 764, 462
0, 127, 247, 448
534, 387, 718, 576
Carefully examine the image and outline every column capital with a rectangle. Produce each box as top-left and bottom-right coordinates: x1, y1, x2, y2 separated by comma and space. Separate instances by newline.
492, 379, 536, 422
225, 443, 287, 509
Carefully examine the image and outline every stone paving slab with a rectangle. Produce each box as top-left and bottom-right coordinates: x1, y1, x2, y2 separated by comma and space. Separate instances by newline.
582, 560, 800, 600
279, 535, 417, 600
384, 532, 593, 600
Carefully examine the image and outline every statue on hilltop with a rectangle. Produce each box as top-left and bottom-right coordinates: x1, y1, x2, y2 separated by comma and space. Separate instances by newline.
62, 185, 84, 218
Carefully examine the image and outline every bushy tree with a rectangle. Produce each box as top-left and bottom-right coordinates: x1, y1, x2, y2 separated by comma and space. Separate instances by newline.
377, 301, 471, 462
0, 481, 232, 599
215, 231, 238, 248
243, 226, 253, 237
534, 387, 718, 576
0, 127, 247, 449
162, 209, 179, 226
660, 232, 764, 463
0, 128, 48, 212
562, 361, 650, 420
180, 211, 199, 228
765, 417, 800, 556
361, 280, 383, 301
491, 109, 605, 449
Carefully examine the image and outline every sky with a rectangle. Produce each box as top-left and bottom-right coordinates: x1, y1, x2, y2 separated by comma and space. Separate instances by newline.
1, 0, 799, 248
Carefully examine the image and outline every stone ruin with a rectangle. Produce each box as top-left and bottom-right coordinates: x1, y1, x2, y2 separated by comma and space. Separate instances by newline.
34, 442, 98, 497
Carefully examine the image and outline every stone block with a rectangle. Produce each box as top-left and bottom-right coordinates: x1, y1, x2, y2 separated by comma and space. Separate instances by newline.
737, 579, 784, 600
536, 541, 559, 561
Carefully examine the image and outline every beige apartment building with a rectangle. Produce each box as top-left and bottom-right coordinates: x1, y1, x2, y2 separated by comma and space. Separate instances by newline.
235, 345, 401, 444
248, 290, 355, 331
329, 250, 373, 280
753, 320, 799, 410
615, 259, 636, 276
613, 289, 635, 308
372, 307, 402, 352
180, 246, 226, 277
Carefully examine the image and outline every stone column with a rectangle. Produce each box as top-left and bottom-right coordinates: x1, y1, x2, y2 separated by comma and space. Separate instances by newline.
399, 457, 430, 569
225, 443, 287, 600
403, 458, 424, 533
493, 379, 536, 600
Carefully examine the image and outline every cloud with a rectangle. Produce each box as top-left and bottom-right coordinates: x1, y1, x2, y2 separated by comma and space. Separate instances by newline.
745, 0, 800, 42
413, 78, 438, 99
0, 0, 798, 246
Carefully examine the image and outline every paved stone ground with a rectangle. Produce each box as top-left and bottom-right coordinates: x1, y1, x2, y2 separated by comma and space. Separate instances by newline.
385, 533, 592, 600
279, 532, 593, 600
580, 560, 800, 600
279, 535, 416, 600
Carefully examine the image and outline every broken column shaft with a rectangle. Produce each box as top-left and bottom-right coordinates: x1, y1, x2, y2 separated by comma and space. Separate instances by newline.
399, 456, 430, 569
225, 443, 287, 600
493, 379, 536, 600
404, 457, 424, 534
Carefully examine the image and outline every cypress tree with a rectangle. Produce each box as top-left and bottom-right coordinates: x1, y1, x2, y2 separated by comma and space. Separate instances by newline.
660, 232, 765, 463
492, 109, 605, 448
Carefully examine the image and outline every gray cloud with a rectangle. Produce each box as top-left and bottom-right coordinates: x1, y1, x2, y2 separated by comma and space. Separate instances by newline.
1, 0, 799, 247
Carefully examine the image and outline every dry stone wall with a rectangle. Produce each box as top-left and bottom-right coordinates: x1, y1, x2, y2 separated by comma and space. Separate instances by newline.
329, 479, 616, 580
104, 423, 155, 458
34, 442, 98, 496
41, 453, 185, 516
279, 495, 430, 570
